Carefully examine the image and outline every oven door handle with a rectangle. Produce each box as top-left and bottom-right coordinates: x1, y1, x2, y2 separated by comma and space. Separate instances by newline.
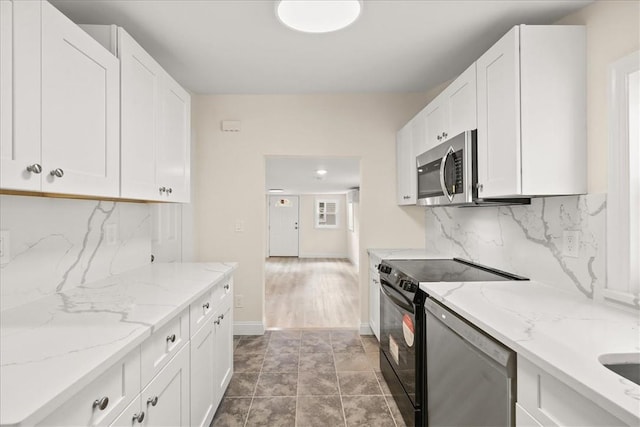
380, 281, 414, 313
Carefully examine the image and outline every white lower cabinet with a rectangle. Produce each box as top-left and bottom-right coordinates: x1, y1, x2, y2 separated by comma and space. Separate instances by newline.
516, 356, 628, 426
213, 294, 233, 407
37, 349, 140, 427
111, 345, 190, 427
190, 321, 216, 427
368, 254, 381, 341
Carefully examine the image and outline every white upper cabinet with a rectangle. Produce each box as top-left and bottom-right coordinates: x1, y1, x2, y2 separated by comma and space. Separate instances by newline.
423, 62, 477, 150
157, 74, 191, 203
396, 123, 416, 205
411, 109, 428, 160
0, 1, 120, 197
1, 1, 43, 192
476, 25, 586, 198
84, 25, 191, 202
41, 2, 119, 197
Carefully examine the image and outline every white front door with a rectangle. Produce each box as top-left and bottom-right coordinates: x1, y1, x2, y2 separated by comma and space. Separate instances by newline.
269, 195, 299, 257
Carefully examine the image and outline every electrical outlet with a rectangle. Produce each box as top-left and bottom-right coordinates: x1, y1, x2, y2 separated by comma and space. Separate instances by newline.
562, 230, 581, 258
235, 294, 244, 308
234, 220, 245, 233
0, 230, 10, 265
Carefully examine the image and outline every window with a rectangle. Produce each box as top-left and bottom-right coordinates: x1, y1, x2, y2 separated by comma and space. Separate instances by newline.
315, 199, 339, 228
606, 50, 640, 307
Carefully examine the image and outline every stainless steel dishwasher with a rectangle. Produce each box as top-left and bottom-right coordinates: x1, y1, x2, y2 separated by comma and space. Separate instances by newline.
424, 298, 516, 427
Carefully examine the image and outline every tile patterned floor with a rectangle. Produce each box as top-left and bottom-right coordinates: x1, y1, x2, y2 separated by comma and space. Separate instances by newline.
211, 330, 407, 427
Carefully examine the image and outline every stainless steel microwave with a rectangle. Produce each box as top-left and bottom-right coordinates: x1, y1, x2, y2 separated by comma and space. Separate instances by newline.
416, 130, 475, 206
416, 130, 530, 207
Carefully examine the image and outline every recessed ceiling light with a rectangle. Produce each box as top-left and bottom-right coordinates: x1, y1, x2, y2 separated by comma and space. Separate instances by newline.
276, 0, 362, 34
316, 169, 328, 175
268, 189, 285, 193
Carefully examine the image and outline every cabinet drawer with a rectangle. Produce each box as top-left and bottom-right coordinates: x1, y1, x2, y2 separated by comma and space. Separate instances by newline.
190, 289, 214, 337
517, 356, 626, 426
141, 308, 189, 386
211, 278, 232, 308
38, 348, 140, 427
108, 395, 141, 427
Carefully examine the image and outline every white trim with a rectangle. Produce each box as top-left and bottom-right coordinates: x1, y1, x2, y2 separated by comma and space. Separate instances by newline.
606, 50, 640, 307
359, 323, 373, 335
298, 252, 348, 259
233, 321, 266, 335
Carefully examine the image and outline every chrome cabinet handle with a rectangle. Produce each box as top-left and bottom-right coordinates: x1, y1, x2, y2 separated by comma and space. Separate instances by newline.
26, 164, 42, 174
220, 313, 225, 320
166, 334, 176, 343
214, 318, 221, 325
442, 132, 448, 138
147, 396, 158, 406
93, 396, 109, 411
224, 283, 230, 290
203, 302, 210, 310
133, 412, 145, 423
437, 135, 442, 141
50, 168, 64, 178
167, 187, 172, 194
159, 186, 166, 193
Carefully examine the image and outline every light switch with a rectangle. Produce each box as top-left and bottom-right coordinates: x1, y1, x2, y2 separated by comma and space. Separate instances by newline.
234, 220, 245, 233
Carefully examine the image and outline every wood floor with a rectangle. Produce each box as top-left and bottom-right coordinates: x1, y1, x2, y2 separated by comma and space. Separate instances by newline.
265, 257, 360, 329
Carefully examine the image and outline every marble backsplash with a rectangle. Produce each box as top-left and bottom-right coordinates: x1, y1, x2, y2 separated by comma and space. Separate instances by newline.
0, 195, 151, 311
424, 194, 606, 300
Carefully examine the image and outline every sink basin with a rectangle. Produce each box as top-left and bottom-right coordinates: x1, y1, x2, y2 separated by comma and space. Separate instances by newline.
599, 353, 640, 386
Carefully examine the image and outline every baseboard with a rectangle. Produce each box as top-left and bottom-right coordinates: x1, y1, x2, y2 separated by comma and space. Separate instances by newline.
234, 321, 266, 336
359, 323, 373, 335
298, 252, 348, 259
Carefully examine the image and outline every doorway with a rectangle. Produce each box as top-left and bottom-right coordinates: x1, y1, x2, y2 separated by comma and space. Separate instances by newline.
265, 156, 361, 329
268, 195, 299, 257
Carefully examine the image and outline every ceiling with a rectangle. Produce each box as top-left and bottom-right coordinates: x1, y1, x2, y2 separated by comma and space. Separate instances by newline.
265, 157, 360, 194
51, 0, 592, 94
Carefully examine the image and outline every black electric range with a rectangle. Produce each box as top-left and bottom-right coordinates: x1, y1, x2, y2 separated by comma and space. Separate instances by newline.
377, 258, 527, 427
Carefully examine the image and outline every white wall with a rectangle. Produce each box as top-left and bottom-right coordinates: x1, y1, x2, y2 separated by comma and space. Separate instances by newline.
298, 194, 348, 258
556, 0, 640, 193
193, 93, 433, 327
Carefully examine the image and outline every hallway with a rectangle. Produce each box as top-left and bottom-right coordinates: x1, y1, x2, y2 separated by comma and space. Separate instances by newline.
265, 258, 360, 329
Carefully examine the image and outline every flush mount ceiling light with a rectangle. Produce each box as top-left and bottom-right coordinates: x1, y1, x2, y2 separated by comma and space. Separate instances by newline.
276, 0, 362, 34
268, 189, 285, 193
316, 169, 328, 175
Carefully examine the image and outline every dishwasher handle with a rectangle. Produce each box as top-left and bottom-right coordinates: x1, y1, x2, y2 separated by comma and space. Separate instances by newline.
425, 298, 514, 372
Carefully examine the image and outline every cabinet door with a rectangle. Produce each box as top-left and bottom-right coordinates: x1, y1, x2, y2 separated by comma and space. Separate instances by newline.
157, 75, 190, 203
190, 321, 215, 427
369, 272, 380, 341
40, 1, 119, 197
396, 124, 415, 205
141, 345, 190, 427
424, 97, 446, 149
1, 0, 42, 191
213, 296, 233, 409
412, 109, 428, 156
476, 26, 521, 198
109, 395, 142, 427
446, 62, 477, 139
119, 28, 163, 201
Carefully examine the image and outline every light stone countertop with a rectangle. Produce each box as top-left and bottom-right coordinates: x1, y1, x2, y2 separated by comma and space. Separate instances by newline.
421, 280, 640, 425
0, 262, 237, 427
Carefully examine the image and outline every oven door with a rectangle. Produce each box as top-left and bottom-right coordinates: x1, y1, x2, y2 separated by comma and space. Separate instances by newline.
379, 280, 419, 407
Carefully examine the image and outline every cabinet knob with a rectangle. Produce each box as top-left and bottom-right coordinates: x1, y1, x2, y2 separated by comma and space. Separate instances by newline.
220, 313, 225, 320
203, 302, 210, 310
92, 396, 109, 411
167, 187, 173, 194
166, 334, 176, 343
147, 396, 159, 407
224, 283, 230, 290
159, 186, 166, 193
50, 168, 64, 178
437, 135, 442, 141
442, 132, 448, 138
214, 318, 221, 325
133, 412, 145, 423
26, 164, 42, 174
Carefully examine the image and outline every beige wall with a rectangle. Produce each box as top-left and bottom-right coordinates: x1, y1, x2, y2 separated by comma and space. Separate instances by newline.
193, 93, 432, 325
298, 194, 348, 258
347, 197, 360, 268
556, 0, 640, 193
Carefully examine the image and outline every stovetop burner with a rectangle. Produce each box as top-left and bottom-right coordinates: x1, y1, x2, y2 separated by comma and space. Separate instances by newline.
382, 258, 527, 283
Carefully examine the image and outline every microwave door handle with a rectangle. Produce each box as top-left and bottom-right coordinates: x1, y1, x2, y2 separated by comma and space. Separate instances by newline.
439, 146, 454, 202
